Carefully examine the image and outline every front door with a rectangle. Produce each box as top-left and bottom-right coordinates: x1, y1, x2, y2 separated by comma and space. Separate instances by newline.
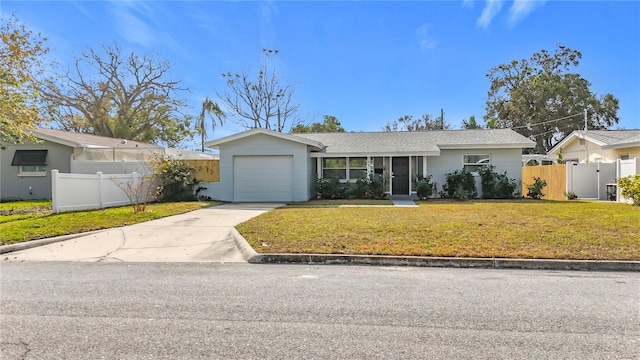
392, 157, 409, 195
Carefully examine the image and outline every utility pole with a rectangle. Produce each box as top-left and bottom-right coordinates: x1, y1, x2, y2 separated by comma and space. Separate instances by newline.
440, 108, 444, 130
584, 109, 588, 131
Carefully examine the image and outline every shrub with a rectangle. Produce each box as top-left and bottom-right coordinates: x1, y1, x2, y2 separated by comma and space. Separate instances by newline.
563, 191, 578, 200
415, 175, 435, 200
526, 176, 547, 200
442, 169, 477, 199
478, 166, 517, 199
317, 174, 386, 200
363, 174, 387, 200
154, 157, 196, 202
316, 177, 344, 199
618, 174, 640, 206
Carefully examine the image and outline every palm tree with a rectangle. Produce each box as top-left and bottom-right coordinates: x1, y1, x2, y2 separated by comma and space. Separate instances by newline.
198, 97, 225, 152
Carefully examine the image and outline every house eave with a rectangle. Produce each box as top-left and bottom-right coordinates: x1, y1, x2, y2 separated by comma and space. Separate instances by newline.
310, 151, 441, 158
438, 143, 535, 150
601, 141, 640, 150
27, 131, 79, 148
205, 128, 325, 151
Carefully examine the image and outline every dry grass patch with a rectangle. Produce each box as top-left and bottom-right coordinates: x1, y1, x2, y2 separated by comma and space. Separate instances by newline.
237, 200, 640, 260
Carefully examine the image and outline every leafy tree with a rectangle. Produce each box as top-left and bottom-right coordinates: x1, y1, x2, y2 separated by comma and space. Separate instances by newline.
218, 49, 300, 132
484, 44, 619, 153
462, 115, 483, 129
40, 42, 194, 147
197, 97, 225, 152
291, 115, 345, 133
0, 15, 48, 148
383, 114, 451, 132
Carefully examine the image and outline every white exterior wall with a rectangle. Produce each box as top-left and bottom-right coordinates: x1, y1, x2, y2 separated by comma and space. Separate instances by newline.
0, 140, 72, 200
558, 138, 639, 163
200, 133, 311, 202
427, 148, 524, 197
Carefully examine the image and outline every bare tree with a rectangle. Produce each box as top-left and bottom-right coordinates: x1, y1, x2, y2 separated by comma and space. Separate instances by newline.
40, 42, 194, 147
217, 49, 300, 132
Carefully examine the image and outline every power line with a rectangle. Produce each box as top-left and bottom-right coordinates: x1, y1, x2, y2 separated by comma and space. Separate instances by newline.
510, 112, 583, 130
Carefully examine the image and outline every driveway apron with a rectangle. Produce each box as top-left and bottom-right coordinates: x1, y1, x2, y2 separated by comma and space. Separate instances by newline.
4, 203, 280, 263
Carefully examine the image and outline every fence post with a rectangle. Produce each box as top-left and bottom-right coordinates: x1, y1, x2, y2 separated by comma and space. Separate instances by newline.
97, 171, 104, 209
51, 169, 59, 213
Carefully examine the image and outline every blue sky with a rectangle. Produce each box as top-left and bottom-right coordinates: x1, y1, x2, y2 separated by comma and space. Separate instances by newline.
3, 0, 639, 149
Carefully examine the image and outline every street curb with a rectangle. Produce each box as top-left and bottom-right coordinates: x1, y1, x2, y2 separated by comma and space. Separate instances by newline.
230, 228, 258, 261
248, 253, 640, 272
0, 229, 109, 255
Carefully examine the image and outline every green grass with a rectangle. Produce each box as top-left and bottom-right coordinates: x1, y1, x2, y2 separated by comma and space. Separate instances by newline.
0, 201, 220, 245
237, 200, 640, 261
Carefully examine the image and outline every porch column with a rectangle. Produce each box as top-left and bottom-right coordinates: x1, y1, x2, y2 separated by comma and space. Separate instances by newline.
408, 156, 413, 194
423, 157, 427, 178
316, 158, 322, 179
389, 156, 393, 195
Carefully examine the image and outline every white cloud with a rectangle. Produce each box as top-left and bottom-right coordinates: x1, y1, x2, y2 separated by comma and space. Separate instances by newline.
508, 0, 546, 26
476, 0, 503, 29
110, 2, 156, 48
462, 0, 475, 9
259, 1, 279, 48
416, 23, 437, 52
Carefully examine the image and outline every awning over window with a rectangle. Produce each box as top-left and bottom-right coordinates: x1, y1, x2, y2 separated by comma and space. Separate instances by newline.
11, 150, 48, 166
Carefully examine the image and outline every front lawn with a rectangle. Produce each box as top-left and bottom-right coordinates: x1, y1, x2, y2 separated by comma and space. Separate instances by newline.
0, 201, 219, 245
237, 200, 640, 260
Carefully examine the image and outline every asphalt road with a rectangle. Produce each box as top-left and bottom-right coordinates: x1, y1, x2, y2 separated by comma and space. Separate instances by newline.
1, 263, 638, 359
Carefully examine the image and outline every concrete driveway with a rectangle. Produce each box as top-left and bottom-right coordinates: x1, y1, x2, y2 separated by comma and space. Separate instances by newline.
3, 203, 280, 263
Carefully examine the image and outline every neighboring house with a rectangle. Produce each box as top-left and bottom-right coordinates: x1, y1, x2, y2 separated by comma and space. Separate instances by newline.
201, 128, 535, 202
1, 128, 216, 201
547, 129, 640, 163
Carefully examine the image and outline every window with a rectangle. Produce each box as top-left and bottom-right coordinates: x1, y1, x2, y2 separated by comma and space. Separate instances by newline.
348, 157, 367, 179
620, 155, 630, 160
463, 154, 490, 173
12, 150, 48, 176
323, 158, 346, 179
322, 157, 368, 180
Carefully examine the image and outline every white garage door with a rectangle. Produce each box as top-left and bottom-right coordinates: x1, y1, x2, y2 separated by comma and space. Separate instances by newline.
233, 156, 294, 202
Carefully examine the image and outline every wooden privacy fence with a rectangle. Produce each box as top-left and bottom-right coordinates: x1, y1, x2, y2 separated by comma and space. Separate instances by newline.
522, 164, 566, 200
184, 159, 220, 183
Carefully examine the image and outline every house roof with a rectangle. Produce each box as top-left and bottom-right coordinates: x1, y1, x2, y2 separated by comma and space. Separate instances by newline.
204, 127, 325, 151
30, 128, 161, 149
295, 129, 535, 155
548, 129, 640, 154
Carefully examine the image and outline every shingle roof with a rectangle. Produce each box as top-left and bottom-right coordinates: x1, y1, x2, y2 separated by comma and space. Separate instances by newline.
31, 128, 161, 149
549, 129, 640, 154
577, 130, 640, 146
294, 129, 534, 154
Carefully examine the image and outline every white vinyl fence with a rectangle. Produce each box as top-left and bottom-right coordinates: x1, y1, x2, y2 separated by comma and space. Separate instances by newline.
617, 158, 640, 204
51, 170, 156, 213
565, 162, 616, 200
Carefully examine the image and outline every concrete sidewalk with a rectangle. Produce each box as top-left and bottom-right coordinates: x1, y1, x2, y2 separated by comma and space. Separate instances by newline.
2, 203, 281, 263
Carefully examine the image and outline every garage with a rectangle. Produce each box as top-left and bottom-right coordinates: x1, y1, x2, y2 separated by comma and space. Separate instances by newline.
233, 155, 294, 202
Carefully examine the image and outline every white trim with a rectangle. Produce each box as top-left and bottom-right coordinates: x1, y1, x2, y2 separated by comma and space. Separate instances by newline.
310, 151, 440, 158
438, 143, 533, 150
18, 165, 47, 177
205, 128, 324, 150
